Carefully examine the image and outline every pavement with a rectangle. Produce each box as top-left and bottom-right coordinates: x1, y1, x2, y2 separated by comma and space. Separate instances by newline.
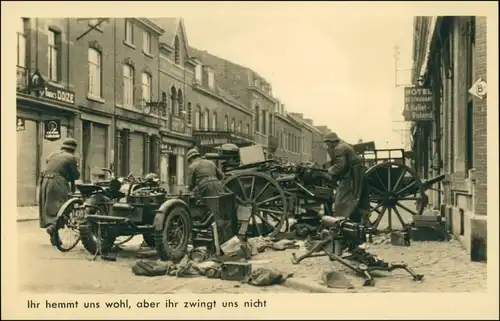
16, 217, 487, 294
17, 206, 39, 222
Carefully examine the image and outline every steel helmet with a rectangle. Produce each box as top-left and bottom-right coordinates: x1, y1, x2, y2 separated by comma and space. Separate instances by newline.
186, 148, 201, 161
323, 132, 339, 143
61, 138, 78, 151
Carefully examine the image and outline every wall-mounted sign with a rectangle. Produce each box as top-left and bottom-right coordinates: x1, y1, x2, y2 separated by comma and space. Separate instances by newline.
16, 117, 25, 131
469, 78, 487, 100
44, 119, 62, 141
200, 137, 229, 147
40, 84, 76, 105
171, 116, 186, 133
403, 86, 433, 122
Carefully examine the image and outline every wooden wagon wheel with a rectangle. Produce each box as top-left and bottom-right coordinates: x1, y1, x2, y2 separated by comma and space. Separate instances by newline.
222, 171, 288, 238
365, 162, 426, 232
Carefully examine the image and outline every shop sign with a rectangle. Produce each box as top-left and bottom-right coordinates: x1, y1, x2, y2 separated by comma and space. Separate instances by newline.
200, 137, 229, 146
40, 84, 76, 105
171, 116, 185, 133
16, 117, 25, 131
403, 86, 433, 122
43, 119, 62, 141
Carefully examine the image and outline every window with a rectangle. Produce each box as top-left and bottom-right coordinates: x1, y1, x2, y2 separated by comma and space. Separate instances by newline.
195, 64, 202, 83
143, 31, 151, 54
208, 69, 215, 89
262, 110, 267, 135
174, 36, 180, 64
48, 30, 60, 82
194, 106, 201, 130
465, 18, 475, 173
141, 73, 152, 104
170, 87, 177, 115
254, 78, 260, 87
254, 105, 260, 132
224, 115, 229, 131
231, 119, 236, 132
212, 112, 217, 130
203, 109, 209, 129
88, 48, 102, 97
246, 124, 250, 135
125, 20, 134, 43
177, 89, 184, 115
187, 102, 192, 125
123, 64, 134, 107
17, 19, 26, 68
238, 121, 242, 133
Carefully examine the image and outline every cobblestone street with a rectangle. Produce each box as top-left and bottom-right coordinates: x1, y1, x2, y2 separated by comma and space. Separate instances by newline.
18, 219, 487, 294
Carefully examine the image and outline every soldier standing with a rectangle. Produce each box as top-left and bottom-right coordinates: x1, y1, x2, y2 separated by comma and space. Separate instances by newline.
39, 138, 80, 242
323, 132, 369, 223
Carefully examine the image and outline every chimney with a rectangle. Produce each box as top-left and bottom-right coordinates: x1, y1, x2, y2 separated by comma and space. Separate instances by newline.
304, 118, 314, 126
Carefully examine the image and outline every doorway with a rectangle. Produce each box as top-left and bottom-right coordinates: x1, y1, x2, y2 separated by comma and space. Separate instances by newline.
82, 120, 91, 182
168, 153, 177, 191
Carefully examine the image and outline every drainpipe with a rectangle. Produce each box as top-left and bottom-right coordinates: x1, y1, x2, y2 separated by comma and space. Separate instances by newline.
112, 18, 117, 176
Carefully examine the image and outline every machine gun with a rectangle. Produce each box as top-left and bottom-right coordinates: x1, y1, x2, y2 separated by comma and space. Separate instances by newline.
291, 216, 424, 286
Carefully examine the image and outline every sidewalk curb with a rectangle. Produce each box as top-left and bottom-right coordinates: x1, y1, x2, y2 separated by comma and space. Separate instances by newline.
282, 278, 338, 293
17, 218, 39, 223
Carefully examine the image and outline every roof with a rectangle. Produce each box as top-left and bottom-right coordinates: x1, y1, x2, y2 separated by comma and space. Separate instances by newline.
150, 18, 190, 54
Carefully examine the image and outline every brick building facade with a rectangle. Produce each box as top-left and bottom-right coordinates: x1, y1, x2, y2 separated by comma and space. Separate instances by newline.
16, 17, 335, 205
411, 16, 487, 261
189, 48, 277, 155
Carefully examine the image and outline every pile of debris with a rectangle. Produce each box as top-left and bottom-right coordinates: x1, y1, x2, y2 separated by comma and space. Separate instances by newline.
131, 235, 297, 287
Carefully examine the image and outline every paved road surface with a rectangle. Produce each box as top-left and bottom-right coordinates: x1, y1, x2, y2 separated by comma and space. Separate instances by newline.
17, 220, 486, 294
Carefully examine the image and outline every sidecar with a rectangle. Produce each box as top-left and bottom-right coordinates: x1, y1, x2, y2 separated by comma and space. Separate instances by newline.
78, 179, 167, 255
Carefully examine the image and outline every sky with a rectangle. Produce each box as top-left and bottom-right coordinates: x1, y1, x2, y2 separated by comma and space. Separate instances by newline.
181, 9, 415, 149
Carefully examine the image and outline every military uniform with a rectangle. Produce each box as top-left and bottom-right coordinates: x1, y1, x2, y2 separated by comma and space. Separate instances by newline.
186, 149, 224, 198
39, 138, 80, 229
324, 133, 369, 223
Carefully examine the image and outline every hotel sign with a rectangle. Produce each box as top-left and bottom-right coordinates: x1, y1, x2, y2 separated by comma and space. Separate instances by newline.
403, 87, 433, 122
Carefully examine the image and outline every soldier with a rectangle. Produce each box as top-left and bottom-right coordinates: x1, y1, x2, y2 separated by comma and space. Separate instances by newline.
186, 148, 224, 198
39, 138, 80, 240
323, 132, 369, 223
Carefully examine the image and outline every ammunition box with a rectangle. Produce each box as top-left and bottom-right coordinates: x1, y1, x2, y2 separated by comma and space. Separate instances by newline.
220, 262, 252, 282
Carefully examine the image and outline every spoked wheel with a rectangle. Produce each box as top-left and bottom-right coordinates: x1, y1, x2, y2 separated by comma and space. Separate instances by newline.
154, 205, 191, 262
52, 199, 84, 252
222, 172, 288, 238
366, 162, 425, 232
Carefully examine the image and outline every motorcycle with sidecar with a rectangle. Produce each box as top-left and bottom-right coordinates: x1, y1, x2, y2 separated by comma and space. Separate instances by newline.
76, 173, 239, 262
51, 169, 138, 252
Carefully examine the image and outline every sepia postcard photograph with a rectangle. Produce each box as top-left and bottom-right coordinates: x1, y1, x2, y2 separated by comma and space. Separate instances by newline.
2, 1, 498, 320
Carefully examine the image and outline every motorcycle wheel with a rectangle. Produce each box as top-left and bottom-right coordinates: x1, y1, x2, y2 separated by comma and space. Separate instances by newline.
79, 206, 115, 255
52, 201, 83, 252
154, 205, 191, 262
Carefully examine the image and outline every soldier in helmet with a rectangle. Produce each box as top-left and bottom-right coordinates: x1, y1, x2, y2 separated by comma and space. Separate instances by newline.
186, 148, 224, 198
39, 138, 81, 243
323, 132, 369, 223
